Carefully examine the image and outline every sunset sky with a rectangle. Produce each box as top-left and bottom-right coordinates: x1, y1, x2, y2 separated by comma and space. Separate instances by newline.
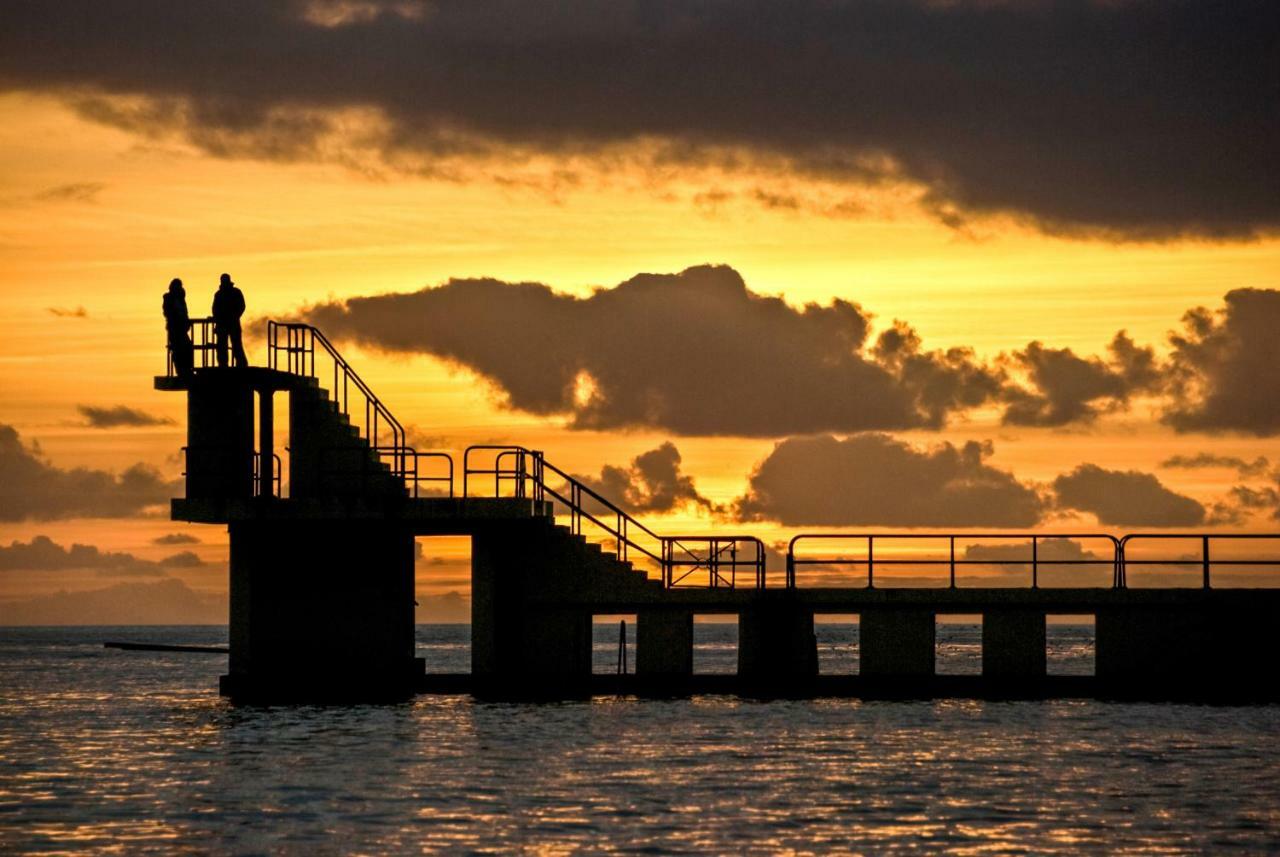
2, 1, 1278, 622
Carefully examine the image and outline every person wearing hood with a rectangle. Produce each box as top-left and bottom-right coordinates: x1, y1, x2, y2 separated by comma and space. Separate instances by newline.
162, 277, 194, 377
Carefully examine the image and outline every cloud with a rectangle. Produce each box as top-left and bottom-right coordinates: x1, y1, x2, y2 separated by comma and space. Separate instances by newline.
1163, 289, 1280, 436
153, 533, 200, 545
574, 442, 714, 515
1204, 478, 1280, 526
1160, 453, 1271, 478
416, 590, 470, 623
77, 405, 175, 429
0, 535, 168, 577
47, 306, 88, 318
1052, 464, 1204, 527
2, 1, 1276, 238
0, 423, 180, 520
1001, 332, 1162, 427
0, 578, 226, 625
158, 550, 204, 568
304, 264, 1004, 436
34, 181, 105, 203
734, 433, 1045, 527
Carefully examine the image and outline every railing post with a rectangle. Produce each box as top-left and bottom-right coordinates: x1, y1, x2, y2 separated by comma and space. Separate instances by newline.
949, 536, 956, 589
1203, 535, 1211, 589
867, 535, 874, 589
1032, 536, 1039, 589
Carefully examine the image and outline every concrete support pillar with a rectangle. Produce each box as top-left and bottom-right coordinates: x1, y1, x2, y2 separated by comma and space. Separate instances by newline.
1095, 608, 1213, 697
186, 380, 254, 500
983, 610, 1046, 678
1094, 604, 1274, 700
861, 610, 935, 677
636, 610, 693, 677
738, 604, 817, 682
470, 528, 591, 694
258, 389, 273, 498
224, 519, 418, 702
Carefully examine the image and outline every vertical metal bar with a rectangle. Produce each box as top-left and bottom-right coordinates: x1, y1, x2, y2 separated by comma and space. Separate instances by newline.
1032, 536, 1039, 589
1202, 535, 1211, 589
867, 536, 874, 589
949, 536, 956, 589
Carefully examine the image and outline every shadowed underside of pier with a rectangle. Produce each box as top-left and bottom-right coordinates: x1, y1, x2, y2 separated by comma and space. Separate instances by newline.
155, 320, 1280, 704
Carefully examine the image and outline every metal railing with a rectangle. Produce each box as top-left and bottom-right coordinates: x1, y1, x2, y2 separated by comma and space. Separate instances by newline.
1118, 534, 1280, 588
376, 447, 453, 498
165, 317, 217, 375
787, 533, 1122, 589
266, 321, 413, 483
463, 445, 765, 588
182, 446, 280, 498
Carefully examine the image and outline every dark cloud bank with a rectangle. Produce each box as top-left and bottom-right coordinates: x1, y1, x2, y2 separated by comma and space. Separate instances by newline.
77, 405, 174, 429
590, 436, 1220, 529
731, 434, 1211, 529
0, 424, 179, 521
3, 0, 1277, 238
305, 265, 1280, 438
0, 535, 200, 577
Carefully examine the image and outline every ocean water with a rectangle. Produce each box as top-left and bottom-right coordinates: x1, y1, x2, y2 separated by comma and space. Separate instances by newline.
2, 626, 1278, 853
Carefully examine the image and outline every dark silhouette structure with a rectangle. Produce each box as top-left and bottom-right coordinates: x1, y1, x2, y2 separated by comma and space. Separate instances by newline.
155, 320, 1280, 704
212, 273, 248, 368
162, 279, 193, 377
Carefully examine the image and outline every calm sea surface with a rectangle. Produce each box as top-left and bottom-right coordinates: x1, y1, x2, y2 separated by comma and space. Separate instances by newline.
2, 625, 1278, 853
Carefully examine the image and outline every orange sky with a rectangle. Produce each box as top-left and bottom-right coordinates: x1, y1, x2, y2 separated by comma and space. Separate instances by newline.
2, 91, 1278, 622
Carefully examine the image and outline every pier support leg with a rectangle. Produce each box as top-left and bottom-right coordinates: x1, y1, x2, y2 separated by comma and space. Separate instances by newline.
861, 610, 935, 677
738, 605, 817, 685
636, 610, 693, 678
224, 519, 418, 702
983, 610, 1046, 679
186, 381, 254, 499
471, 528, 592, 695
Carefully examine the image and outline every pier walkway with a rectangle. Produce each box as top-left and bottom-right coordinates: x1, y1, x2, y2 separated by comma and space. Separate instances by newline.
156, 320, 1280, 703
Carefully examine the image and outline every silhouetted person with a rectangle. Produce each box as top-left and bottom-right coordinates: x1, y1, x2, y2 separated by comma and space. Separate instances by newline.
163, 278, 194, 377
212, 273, 248, 368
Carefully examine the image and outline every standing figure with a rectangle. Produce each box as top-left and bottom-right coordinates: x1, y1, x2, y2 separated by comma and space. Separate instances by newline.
212, 272, 248, 368
163, 278, 194, 377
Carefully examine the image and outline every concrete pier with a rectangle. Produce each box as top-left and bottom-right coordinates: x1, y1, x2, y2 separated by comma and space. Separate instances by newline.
861, 610, 935, 677
157, 323, 1280, 705
636, 610, 694, 678
983, 610, 1046, 679
738, 604, 817, 684
224, 519, 418, 702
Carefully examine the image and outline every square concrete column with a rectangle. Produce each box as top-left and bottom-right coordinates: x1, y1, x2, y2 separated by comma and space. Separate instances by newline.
861, 610, 935, 677
186, 381, 254, 500
983, 610, 1046, 678
1096, 608, 1208, 685
471, 528, 592, 692
738, 605, 817, 681
636, 610, 693, 677
226, 519, 417, 702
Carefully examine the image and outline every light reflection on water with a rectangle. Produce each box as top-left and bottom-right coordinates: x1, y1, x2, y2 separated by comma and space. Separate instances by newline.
1, 626, 1278, 853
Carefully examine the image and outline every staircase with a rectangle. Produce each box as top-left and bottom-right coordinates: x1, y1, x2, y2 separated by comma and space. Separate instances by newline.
155, 320, 766, 590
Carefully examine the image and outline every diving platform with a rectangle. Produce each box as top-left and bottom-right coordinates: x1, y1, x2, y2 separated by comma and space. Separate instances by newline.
155, 320, 1280, 704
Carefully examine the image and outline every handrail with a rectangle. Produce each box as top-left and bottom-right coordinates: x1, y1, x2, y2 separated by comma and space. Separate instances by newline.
464, 444, 764, 588
1118, 533, 1280, 589
266, 321, 408, 479
375, 447, 453, 498
787, 533, 1122, 589
165, 317, 217, 375
182, 445, 280, 498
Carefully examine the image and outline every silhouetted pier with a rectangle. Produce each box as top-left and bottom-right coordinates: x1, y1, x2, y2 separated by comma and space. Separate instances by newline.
156, 321, 1280, 703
